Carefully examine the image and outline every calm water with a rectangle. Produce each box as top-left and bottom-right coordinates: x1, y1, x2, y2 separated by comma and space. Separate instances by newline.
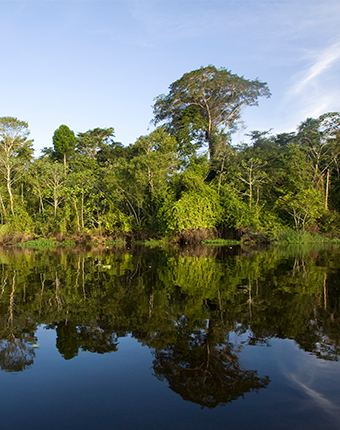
0, 245, 339, 429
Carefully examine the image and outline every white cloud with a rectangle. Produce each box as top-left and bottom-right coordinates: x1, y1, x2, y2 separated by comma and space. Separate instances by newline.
285, 369, 340, 423
289, 40, 340, 96
278, 38, 340, 128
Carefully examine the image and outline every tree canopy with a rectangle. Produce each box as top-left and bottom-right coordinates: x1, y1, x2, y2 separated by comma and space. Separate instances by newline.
52, 124, 76, 167
153, 65, 271, 159
0, 67, 340, 239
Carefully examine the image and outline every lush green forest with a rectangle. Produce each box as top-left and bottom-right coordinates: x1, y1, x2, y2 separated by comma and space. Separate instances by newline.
1, 66, 340, 243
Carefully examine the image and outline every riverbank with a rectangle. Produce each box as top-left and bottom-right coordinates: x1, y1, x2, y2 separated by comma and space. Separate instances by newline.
3, 227, 340, 249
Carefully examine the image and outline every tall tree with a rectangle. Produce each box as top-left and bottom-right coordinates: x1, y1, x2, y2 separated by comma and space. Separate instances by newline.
153, 65, 270, 159
297, 113, 340, 209
0, 117, 33, 217
118, 127, 178, 229
76, 127, 115, 159
43, 162, 66, 219
52, 125, 76, 170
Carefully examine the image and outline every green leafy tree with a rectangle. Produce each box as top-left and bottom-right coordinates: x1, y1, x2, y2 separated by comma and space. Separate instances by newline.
117, 128, 178, 230
52, 124, 76, 169
238, 157, 267, 209
27, 159, 49, 218
277, 188, 324, 232
76, 127, 115, 159
0, 117, 33, 217
317, 112, 340, 209
153, 65, 270, 159
296, 113, 340, 209
43, 162, 66, 219
160, 188, 221, 233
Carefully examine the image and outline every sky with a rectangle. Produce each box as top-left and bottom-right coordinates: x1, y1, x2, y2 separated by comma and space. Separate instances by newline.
0, 0, 339, 156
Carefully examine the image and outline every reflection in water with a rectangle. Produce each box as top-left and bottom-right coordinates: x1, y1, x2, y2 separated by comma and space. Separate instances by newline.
0, 337, 35, 372
0, 245, 339, 408
288, 371, 340, 421
153, 318, 270, 408
0, 269, 37, 372
56, 321, 118, 359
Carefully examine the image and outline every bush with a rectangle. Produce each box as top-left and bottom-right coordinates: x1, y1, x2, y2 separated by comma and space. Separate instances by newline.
159, 189, 221, 233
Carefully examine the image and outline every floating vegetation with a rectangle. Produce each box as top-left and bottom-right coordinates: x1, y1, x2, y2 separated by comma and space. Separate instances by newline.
18, 238, 56, 250
60, 240, 76, 247
202, 239, 241, 246
105, 239, 126, 247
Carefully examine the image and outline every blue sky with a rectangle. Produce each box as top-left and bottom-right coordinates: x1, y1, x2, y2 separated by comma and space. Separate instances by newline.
1, 0, 339, 155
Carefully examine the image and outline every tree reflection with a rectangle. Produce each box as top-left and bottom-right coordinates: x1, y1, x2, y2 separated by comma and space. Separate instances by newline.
0, 270, 37, 371
0, 245, 340, 379
56, 321, 119, 359
0, 336, 35, 372
152, 317, 270, 408
56, 321, 80, 360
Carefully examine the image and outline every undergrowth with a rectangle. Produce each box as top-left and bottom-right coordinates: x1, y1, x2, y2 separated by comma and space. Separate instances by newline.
276, 230, 340, 244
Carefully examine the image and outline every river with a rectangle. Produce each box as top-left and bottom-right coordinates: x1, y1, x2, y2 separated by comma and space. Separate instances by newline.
0, 244, 339, 429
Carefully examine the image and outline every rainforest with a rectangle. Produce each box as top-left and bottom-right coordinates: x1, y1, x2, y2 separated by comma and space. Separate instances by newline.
0, 66, 339, 245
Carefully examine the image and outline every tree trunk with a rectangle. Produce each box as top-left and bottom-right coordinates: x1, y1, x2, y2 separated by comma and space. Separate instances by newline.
81, 192, 84, 229
39, 191, 44, 215
6, 166, 14, 216
74, 200, 80, 232
207, 130, 218, 160
323, 273, 327, 310
218, 156, 226, 195
0, 190, 7, 219
325, 168, 330, 210
249, 166, 253, 209
54, 198, 58, 218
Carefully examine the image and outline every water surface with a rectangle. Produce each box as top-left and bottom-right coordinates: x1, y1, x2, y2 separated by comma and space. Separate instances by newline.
0, 245, 339, 429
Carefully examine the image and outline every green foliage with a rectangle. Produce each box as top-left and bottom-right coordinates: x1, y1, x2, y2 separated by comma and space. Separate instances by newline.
0, 81, 339, 241
18, 238, 56, 249
202, 239, 240, 246
153, 65, 271, 158
318, 211, 340, 233
218, 184, 251, 229
0, 117, 34, 217
105, 239, 126, 247
172, 154, 210, 196
276, 188, 324, 232
98, 211, 133, 233
52, 125, 76, 162
276, 230, 338, 244
218, 184, 283, 234
60, 239, 76, 247
5, 208, 34, 234
160, 188, 221, 233
76, 127, 115, 159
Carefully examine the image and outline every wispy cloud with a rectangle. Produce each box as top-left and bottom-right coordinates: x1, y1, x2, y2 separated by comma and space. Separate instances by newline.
285, 369, 340, 423
289, 40, 340, 96
278, 38, 340, 129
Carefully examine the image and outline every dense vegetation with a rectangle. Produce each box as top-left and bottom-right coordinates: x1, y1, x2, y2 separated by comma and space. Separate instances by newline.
1, 66, 340, 242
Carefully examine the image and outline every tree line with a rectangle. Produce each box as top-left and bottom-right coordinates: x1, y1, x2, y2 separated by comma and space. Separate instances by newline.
0, 65, 339, 238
